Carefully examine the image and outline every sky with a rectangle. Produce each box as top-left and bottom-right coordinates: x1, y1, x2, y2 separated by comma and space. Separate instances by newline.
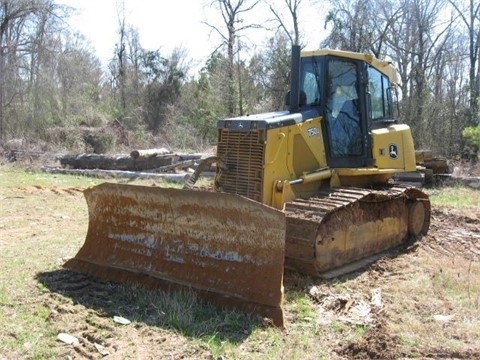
58, 0, 328, 73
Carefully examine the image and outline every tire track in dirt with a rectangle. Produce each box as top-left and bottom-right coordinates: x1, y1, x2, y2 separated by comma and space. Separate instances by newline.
38, 271, 118, 359
16, 185, 85, 196
36, 270, 212, 359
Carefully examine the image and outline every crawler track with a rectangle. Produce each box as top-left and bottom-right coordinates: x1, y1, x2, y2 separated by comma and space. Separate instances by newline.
284, 186, 430, 276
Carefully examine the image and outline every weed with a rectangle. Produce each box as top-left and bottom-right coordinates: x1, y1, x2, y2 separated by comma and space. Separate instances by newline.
427, 186, 480, 208
289, 294, 316, 322
398, 333, 418, 347
353, 323, 368, 337
330, 320, 349, 334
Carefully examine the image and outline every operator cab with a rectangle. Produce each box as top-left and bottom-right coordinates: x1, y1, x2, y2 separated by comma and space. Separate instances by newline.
298, 50, 397, 168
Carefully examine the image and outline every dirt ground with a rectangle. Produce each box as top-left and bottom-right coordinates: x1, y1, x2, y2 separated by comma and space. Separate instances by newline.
335, 204, 480, 360
1, 171, 479, 359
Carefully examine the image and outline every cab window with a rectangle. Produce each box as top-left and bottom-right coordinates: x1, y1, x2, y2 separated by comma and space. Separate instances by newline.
368, 66, 393, 120
300, 58, 322, 105
325, 59, 362, 157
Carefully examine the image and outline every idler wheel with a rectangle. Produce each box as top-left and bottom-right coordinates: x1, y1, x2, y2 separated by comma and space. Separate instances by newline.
407, 200, 426, 236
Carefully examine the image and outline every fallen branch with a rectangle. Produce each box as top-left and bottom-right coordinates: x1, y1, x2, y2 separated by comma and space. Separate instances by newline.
143, 160, 195, 173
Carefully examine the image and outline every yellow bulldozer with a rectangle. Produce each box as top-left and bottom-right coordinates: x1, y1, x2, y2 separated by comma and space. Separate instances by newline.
64, 46, 430, 327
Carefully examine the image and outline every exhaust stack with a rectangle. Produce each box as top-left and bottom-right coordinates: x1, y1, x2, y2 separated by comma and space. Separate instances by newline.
289, 45, 301, 113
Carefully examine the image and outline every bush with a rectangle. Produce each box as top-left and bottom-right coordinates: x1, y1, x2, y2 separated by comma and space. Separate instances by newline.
82, 132, 116, 154
462, 125, 480, 160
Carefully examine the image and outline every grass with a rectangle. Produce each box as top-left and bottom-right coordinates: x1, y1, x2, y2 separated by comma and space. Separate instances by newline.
0, 165, 101, 188
426, 185, 480, 208
1, 164, 479, 358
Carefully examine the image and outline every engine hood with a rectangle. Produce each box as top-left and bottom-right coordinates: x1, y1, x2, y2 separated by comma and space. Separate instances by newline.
217, 108, 320, 131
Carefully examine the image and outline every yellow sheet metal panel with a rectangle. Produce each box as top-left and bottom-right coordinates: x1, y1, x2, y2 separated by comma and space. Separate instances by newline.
291, 117, 327, 173
371, 124, 416, 171
263, 117, 327, 206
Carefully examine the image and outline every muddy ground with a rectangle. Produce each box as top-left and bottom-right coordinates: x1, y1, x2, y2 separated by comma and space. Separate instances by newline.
1, 174, 479, 359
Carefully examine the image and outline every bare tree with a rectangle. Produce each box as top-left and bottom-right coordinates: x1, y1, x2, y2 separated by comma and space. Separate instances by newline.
0, 0, 68, 144
448, 0, 480, 126
252, 32, 291, 110
115, 1, 127, 115
321, 0, 377, 53
57, 33, 102, 124
368, 0, 454, 150
205, 0, 261, 115
431, 34, 470, 155
267, 0, 304, 46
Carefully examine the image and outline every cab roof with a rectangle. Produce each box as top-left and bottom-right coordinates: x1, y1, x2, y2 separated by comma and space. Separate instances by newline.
301, 49, 399, 85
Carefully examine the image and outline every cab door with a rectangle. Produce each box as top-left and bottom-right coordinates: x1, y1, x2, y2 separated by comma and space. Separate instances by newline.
323, 57, 372, 168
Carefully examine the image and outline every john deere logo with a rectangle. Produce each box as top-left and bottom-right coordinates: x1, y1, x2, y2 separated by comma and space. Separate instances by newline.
389, 144, 398, 159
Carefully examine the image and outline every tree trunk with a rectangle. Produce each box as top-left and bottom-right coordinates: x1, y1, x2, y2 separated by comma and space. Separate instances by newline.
58, 153, 176, 171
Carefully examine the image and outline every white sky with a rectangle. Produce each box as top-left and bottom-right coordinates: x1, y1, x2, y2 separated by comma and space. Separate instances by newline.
58, 0, 329, 72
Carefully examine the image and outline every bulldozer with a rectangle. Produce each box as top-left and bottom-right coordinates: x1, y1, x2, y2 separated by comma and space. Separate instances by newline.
64, 46, 430, 327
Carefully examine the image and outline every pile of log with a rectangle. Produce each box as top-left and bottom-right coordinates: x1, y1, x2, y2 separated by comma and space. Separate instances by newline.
393, 150, 451, 187
46, 148, 210, 182
415, 150, 449, 173
415, 150, 450, 185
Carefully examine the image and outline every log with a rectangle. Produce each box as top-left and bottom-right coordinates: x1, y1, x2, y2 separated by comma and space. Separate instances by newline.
415, 150, 433, 163
393, 171, 425, 187
144, 160, 195, 173
423, 158, 449, 174
130, 148, 171, 159
57, 153, 175, 171
43, 167, 188, 183
176, 153, 204, 161
437, 175, 480, 189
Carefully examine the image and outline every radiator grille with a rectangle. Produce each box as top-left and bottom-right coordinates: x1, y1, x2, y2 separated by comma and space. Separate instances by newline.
216, 129, 265, 202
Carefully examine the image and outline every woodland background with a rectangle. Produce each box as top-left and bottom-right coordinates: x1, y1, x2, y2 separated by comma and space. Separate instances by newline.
0, 0, 479, 158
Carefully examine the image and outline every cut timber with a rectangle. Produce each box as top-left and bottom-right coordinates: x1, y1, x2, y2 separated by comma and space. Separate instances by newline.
143, 160, 195, 173
415, 150, 450, 185
415, 150, 449, 174
415, 150, 433, 163
130, 148, 171, 159
57, 153, 175, 171
422, 158, 449, 174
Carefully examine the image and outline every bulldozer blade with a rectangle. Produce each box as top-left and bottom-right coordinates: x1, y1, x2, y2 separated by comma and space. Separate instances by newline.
64, 183, 286, 327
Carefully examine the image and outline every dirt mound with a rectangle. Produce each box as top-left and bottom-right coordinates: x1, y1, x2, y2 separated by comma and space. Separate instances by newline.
337, 321, 400, 359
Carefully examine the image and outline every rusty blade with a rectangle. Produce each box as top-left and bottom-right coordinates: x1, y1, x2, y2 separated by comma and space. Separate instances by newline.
64, 183, 286, 326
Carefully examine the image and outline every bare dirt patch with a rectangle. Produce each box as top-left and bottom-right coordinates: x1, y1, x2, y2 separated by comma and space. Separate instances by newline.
36, 270, 214, 360
337, 321, 400, 359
